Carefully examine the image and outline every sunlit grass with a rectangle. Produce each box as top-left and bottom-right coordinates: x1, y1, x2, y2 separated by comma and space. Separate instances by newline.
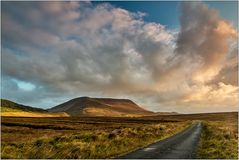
1, 120, 190, 159
197, 121, 238, 159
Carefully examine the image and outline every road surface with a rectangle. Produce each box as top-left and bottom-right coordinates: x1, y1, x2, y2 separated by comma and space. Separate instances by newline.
117, 122, 202, 159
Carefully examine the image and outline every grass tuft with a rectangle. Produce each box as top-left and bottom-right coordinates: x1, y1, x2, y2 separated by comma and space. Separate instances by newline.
197, 121, 238, 159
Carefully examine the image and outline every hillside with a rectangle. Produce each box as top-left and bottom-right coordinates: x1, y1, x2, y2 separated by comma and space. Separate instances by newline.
1, 99, 46, 112
1, 99, 68, 117
48, 97, 154, 117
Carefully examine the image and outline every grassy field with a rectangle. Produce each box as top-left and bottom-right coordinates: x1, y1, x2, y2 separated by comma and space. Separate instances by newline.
1, 112, 238, 159
1, 117, 190, 159
1, 111, 69, 117
197, 120, 238, 159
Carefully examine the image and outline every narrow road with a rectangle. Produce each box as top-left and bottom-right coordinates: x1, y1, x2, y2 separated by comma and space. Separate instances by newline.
118, 122, 202, 159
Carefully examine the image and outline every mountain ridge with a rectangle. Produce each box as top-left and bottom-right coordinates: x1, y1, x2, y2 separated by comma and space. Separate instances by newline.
1, 98, 179, 117
48, 97, 154, 117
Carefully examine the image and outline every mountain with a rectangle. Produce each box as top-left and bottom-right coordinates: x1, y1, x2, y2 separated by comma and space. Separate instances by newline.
48, 97, 154, 117
1, 99, 68, 117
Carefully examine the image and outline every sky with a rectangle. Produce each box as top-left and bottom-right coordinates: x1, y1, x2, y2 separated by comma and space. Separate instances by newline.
1, 1, 238, 113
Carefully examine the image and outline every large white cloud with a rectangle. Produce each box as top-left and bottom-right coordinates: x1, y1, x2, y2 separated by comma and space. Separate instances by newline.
1, 1, 238, 112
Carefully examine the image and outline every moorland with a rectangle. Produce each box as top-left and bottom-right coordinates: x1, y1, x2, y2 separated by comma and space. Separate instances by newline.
1, 99, 238, 159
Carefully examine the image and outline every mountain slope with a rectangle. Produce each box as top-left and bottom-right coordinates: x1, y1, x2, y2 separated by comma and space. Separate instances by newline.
1, 99, 68, 117
48, 97, 154, 117
1, 99, 46, 112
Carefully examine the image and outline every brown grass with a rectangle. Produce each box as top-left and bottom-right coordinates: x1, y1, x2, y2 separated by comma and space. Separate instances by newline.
1, 116, 190, 159
1, 112, 238, 159
196, 113, 238, 159
1, 111, 69, 117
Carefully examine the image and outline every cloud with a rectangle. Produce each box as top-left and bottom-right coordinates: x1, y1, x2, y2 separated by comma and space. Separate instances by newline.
1, 1, 238, 113
177, 2, 237, 83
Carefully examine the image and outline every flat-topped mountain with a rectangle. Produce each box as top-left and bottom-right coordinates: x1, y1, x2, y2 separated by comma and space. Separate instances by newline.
48, 97, 154, 117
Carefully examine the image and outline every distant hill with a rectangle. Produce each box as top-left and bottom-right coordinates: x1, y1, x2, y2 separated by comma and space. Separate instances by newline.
149, 112, 238, 122
1, 99, 68, 117
48, 97, 154, 117
2, 98, 180, 117
1, 99, 46, 112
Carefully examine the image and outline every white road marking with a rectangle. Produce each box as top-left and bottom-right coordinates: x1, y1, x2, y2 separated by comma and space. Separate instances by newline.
143, 147, 156, 151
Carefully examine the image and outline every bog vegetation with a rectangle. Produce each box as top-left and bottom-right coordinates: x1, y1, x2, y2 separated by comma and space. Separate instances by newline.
197, 120, 238, 159
1, 112, 238, 159
1, 117, 189, 159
